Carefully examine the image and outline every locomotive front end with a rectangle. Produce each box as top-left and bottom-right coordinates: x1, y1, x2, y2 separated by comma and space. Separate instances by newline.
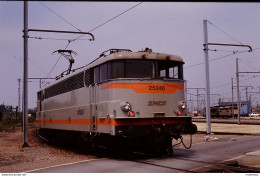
36, 48, 197, 156
97, 49, 197, 154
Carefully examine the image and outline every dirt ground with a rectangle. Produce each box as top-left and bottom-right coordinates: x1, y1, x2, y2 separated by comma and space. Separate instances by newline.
0, 128, 95, 173
0, 127, 242, 173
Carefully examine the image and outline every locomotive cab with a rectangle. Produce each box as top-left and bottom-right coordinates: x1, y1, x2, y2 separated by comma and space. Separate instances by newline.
85, 49, 197, 154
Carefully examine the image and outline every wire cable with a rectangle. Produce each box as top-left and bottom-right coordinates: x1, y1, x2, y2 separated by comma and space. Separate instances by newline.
208, 49, 239, 53
172, 135, 192, 149
184, 53, 235, 69
181, 135, 192, 149
90, 2, 142, 33
210, 75, 259, 97
71, 2, 143, 42
238, 58, 260, 72
37, 1, 84, 84
31, 2, 143, 44
184, 49, 252, 70
207, 20, 243, 45
42, 2, 143, 85
28, 36, 92, 41
185, 47, 260, 101
28, 58, 48, 75
42, 42, 70, 85
38, 2, 81, 32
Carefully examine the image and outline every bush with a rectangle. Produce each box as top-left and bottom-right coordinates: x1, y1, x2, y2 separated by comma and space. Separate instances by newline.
28, 116, 36, 123
2, 117, 19, 125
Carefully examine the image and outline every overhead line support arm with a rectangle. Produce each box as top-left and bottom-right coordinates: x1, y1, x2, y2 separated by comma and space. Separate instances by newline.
27, 29, 95, 41
204, 43, 252, 52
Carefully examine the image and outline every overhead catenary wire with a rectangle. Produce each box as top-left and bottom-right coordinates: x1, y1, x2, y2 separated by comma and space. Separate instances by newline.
71, 2, 143, 42
90, 2, 143, 33
186, 47, 260, 102
35, 2, 259, 97
208, 49, 239, 53
211, 58, 260, 90
42, 42, 70, 85
207, 20, 243, 45
238, 58, 260, 72
28, 58, 48, 75
208, 76, 259, 99
184, 52, 236, 69
28, 36, 92, 41
186, 91, 198, 97
185, 47, 260, 92
31, 2, 143, 43
37, 1, 84, 84
187, 75, 259, 103
38, 2, 82, 32
188, 21, 260, 108
42, 2, 143, 84
184, 48, 260, 70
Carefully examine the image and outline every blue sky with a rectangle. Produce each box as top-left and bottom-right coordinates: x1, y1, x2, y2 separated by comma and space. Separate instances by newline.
1, 2, 260, 110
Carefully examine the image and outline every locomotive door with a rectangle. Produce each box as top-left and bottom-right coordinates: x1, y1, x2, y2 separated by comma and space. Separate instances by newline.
89, 83, 98, 132
37, 90, 44, 128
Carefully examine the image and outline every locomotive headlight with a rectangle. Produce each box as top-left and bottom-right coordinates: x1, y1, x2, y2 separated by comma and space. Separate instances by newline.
178, 101, 186, 110
121, 101, 132, 112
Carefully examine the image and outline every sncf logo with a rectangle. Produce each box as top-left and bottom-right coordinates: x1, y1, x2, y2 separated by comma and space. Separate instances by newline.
148, 101, 166, 106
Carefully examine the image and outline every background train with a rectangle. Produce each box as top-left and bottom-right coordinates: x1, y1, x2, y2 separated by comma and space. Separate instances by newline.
202, 105, 238, 118
35, 48, 197, 155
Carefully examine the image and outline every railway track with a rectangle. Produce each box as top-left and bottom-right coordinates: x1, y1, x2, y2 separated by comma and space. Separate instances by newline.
168, 157, 260, 173
39, 133, 260, 173
116, 151, 260, 173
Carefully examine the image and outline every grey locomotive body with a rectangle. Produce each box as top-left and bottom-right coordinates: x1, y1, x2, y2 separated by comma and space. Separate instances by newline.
36, 48, 197, 155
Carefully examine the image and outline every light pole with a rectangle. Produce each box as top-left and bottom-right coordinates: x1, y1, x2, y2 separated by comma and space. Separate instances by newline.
235, 59, 259, 124
17, 78, 21, 113
203, 20, 211, 134
23, 1, 29, 147
22, 1, 95, 148
203, 20, 252, 132
236, 58, 241, 125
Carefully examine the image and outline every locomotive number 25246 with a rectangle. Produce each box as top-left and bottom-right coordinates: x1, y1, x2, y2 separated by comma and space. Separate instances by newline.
148, 85, 166, 91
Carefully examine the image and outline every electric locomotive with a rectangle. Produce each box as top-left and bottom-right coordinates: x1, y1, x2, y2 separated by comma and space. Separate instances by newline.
36, 48, 197, 155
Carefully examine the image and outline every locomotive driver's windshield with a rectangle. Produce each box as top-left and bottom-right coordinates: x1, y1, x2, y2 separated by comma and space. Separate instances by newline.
125, 60, 153, 78
92, 59, 183, 84
108, 59, 183, 80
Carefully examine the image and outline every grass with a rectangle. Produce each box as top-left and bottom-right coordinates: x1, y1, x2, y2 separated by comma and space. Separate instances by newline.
0, 116, 35, 131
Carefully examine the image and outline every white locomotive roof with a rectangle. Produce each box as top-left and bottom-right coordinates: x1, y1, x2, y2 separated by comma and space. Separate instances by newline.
41, 49, 184, 90
89, 50, 184, 68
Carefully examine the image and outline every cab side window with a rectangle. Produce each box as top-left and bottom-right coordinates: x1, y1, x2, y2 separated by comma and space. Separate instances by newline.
100, 63, 106, 81
94, 67, 100, 83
